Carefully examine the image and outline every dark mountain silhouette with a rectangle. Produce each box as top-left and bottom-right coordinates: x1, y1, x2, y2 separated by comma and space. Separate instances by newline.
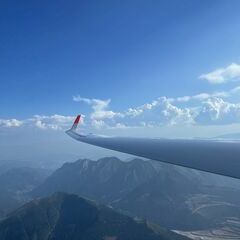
0, 192, 188, 240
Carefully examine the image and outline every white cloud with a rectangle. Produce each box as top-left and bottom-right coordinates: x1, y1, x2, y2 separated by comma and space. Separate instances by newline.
126, 108, 143, 117
176, 96, 191, 102
160, 97, 196, 125
0, 115, 75, 130
72, 91, 240, 128
91, 119, 106, 129
73, 95, 121, 119
123, 97, 196, 126
91, 110, 119, 120
203, 98, 232, 121
3, 83, 240, 132
31, 115, 74, 130
0, 119, 23, 128
35, 119, 47, 129
194, 97, 240, 125
73, 96, 91, 104
126, 99, 160, 117
174, 86, 239, 103
73, 95, 108, 108
199, 63, 240, 84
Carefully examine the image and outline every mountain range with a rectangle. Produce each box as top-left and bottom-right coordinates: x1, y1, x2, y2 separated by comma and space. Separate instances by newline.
0, 192, 188, 240
32, 157, 240, 231
1, 156, 240, 239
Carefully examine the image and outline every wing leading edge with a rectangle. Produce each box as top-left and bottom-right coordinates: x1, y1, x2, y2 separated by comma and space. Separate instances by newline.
66, 115, 240, 179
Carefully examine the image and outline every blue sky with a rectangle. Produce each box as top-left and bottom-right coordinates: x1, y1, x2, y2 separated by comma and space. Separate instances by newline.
1, 0, 240, 141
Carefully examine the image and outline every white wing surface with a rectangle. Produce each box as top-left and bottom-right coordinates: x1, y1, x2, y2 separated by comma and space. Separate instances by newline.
66, 115, 240, 179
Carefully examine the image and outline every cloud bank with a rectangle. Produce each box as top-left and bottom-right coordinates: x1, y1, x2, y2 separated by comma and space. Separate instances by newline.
2, 84, 240, 131
71, 86, 240, 129
0, 115, 74, 130
0, 119, 23, 128
2, 63, 240, 131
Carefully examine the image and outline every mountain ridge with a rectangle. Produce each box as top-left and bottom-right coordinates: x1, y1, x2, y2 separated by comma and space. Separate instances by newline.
32, 157, 240, 231
0, 192, 188, 240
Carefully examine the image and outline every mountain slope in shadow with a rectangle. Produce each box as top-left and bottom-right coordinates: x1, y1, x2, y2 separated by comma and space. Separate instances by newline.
0, 192, 188, 240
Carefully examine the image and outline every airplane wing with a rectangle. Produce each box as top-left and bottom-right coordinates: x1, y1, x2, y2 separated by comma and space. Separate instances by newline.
66, 115, 240, 179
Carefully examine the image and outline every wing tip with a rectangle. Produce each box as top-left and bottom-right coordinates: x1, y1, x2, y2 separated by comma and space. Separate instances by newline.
71, 114, 81, 130
74, 115, 81, 124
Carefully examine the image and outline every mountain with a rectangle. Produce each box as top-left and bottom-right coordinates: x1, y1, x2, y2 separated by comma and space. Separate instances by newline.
32, 157, 240, 232
0, 167, 50, 217
0, 192, 188, 240
33, 157, 161, 203
112, 174, 240, 230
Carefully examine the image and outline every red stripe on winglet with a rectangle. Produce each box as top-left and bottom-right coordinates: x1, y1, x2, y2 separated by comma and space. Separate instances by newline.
74, 115, 81, 124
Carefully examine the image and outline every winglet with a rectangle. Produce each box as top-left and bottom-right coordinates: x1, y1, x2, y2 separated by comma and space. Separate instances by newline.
71, 115, 81, 131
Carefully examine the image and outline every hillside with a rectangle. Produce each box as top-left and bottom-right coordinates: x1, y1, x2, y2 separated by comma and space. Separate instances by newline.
0, 192, 188, 240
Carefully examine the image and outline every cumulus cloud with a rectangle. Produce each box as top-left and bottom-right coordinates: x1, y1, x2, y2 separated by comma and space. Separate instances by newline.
73, 95, 123, 121
160, 97, 196, 125
31, 115, 74, 130
115, 97, 195, 126
3, 84, 240, 131
0, 115, 74, 131
91, 119, 106, 129
174, 86, 239, 103
126, 100, 158, 117
72, 91, 240, 128
199, 63, 240, 84
197, 98, 240, 124
0, 119, 23, 128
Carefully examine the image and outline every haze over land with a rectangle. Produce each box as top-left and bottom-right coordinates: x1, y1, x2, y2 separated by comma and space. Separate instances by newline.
0, 157, 240, 239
